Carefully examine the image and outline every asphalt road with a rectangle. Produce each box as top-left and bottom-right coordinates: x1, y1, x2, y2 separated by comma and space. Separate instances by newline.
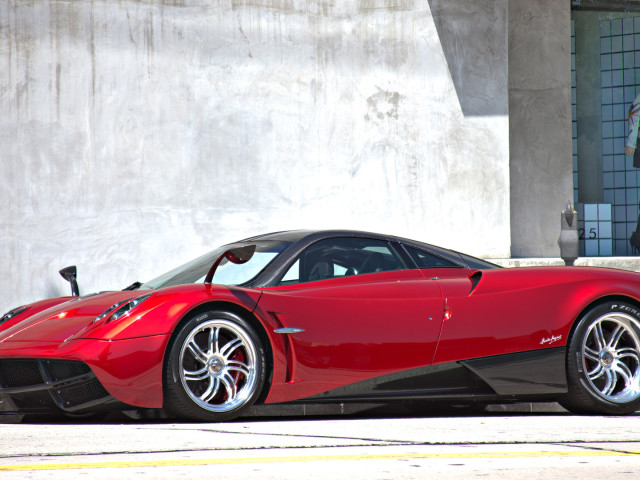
1, 404, 639, 479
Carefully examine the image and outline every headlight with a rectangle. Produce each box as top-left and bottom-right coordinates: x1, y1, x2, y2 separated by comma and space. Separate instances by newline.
0, 306, 27, 325
94, 294, 152, 324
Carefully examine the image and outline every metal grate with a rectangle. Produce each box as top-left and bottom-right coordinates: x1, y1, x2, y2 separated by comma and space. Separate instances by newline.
0, 360, 42, 388
46, 360, 90, 381
57, 379, 110, 408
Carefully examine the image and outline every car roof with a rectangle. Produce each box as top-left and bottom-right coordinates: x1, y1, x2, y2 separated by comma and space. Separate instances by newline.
237, 229, 498, 288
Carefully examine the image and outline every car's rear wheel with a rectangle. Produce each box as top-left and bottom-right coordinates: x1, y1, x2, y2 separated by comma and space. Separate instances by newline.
164, 310, 266, 421
561, 301, 640, 415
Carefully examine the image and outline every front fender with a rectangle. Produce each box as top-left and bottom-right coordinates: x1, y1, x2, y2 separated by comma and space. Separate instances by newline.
79, 284, 263, 341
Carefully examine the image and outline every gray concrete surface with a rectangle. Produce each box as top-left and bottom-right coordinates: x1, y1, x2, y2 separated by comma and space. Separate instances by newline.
509, 0, 573, 258
0, 410, 639, 479
1, 0, 575, 312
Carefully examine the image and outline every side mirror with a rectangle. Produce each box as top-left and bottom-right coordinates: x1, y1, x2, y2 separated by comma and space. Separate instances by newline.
204, 245, 256, 284
59, 266, 80, 297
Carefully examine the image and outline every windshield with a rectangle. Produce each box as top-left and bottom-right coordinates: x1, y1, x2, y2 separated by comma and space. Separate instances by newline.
140, 240, 292, 290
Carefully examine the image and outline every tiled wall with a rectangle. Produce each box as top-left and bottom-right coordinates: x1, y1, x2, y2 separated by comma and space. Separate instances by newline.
600, 17, 640, 255
576, 203, 613, 256
572, 20, 579, 206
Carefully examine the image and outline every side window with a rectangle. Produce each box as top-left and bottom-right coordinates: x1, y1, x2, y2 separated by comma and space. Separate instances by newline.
278, 238, 405, 285
405, 246, 459, 268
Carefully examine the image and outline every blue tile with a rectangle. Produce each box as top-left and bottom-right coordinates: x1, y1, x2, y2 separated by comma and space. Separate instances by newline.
585, 239, 599, 256
599, 203, 613, 221
613, 103, 626, 119
601, 19, 611, 36
603, 157, 614, 173
603, 138, 614, 154
599, 239, 613, 256
613, 53, 624, 69
626, 171, 638, 187
615, 239, 628, 255
602, 36, 612, 53
615, 137, 626, 153
614, 121, 626, 137
625, 68, 636, 85
626, 86, 637, 103
612, 19, 622, 36
615, 188, 627, 204
624, 51, 635, 68
615, 155, 627, 171
584, 204, 598, 220
602, 54, 612, 70
624, 17, 635, 35
624, 34, 635, 51
605, 189, 614, 203
603, 122, 613, 138
627, 188, 638, 205
599, 222, 612, 239
615, 171, 626, 187
616, 222, 628, 237
605, 35, 622, 53
613, 69, 624, 86
613, 87, 625, 103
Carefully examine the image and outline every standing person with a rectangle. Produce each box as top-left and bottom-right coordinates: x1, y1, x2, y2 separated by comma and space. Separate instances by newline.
626, 92, 640, 161
627, 92, 640, 253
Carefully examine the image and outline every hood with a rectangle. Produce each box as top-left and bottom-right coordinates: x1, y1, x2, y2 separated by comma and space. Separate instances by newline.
0, 291, 149, 343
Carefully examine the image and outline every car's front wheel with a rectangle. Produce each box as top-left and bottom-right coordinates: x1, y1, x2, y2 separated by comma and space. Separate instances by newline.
561, 301, 640, 415
164, 310, 266, 421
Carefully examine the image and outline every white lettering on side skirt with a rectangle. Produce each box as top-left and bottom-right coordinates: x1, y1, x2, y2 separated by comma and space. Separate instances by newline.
540, 334, 562, 345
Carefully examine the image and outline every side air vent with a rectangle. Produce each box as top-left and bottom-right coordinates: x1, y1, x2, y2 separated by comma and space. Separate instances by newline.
469, 271, 482, 293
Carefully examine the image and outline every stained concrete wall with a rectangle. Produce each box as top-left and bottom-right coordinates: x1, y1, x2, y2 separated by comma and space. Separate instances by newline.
508, 0, 574, 257
0, 0, 511, 308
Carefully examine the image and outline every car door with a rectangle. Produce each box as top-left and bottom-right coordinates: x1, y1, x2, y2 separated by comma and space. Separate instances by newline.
255, 237, 446, 404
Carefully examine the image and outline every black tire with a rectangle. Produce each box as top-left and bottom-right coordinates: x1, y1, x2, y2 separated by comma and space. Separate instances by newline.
560, 301, 640, 415
164, 310, 266, 421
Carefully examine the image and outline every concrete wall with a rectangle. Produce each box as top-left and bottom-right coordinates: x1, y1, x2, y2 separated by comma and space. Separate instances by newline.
509, 0, 574, 257
0, 0, 511, 309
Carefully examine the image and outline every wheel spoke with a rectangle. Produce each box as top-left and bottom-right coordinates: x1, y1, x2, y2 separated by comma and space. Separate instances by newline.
616, 347, 640, 364
584, 346, 600, 362
201, 378, 221, 403
593, 322, 607, 351
220, 371, 237, 401
227, 360, 250, 377
187, 340, 208, 365
587, 363, 603, 380
609, 325, 625, 349
603, 370, 617, 396
613, 361, 633, 387
184, 366, 209, 382
220, 338, 243, 359
211, 327, 220, 354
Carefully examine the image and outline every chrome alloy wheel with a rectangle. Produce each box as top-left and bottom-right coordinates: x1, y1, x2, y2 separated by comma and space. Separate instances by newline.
178, 319, 259, 412
581, 312, 640, 403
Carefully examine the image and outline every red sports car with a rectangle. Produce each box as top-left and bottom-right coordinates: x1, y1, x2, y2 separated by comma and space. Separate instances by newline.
1, 229, 640, 421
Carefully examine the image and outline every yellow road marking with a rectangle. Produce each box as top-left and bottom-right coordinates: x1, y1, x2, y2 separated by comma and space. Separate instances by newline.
1, 449, 640, 471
